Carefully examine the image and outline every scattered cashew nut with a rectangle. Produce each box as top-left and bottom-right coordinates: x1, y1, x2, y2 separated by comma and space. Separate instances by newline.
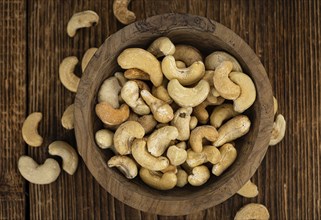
188, 165, 210, 186
237, 179, 259, 198
59, 56, 80, 93
205, 51, 242, 72
147, 37, 175, 58
234, 203, 270, 220
81, 47, 97, 72
96, 102, 129, 126
173, 44, 203, 66
67, 10, 99, 37
108, 155, 138, 179
171, 107, 193, 141
212, 143, 237, 176
61, 104, 74, 130
22, 112, 43, 147
269, 114, 286, 146
139, 167, 177, 190
113, 0, 136, 25
189, 125, 218, 153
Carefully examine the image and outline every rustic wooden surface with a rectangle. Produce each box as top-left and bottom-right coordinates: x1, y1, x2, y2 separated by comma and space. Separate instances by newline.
0, 0, 320, 219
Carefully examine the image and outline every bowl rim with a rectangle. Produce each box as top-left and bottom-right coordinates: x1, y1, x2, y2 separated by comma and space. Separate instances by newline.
74, 13, 274, 216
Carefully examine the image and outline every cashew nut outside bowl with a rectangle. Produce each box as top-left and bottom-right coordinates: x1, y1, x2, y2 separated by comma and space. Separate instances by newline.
81, 47, 98, 72
61, 104, 74, 130
234, 203, 270, 220
59, 56, 80, 93
67, 10, 99, 37
236, 179, 258, 198
113, 0, 136, 25
269, 114, 286, 146
22, 112, 43, 147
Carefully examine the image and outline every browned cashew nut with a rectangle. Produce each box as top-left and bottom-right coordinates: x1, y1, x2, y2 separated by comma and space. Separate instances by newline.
173, 45, 203, 66
139, 167, 177, 190
189, 126, 218, 153
124, 68, 150, 80
113, 0, 136, 25
95, 102, 129, 126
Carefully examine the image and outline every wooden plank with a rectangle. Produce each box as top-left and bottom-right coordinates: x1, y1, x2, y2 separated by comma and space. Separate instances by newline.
0, 0, 26, 219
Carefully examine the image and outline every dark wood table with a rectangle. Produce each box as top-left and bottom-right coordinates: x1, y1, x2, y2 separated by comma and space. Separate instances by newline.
1, 0, 320, 219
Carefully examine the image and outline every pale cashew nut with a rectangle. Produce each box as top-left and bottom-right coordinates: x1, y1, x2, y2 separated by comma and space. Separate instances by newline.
139, 167, 177, 190
214, 115, 251, 147
206, 92, 225, 105
59, 56, 80, 93
18, 156, 61, 184
152, 85, 173, 104
173, 45, 203, 66
67, 10, 99, 37
162, 55, 205, 85
124, 68, 150, 80
212, 143, 237, 176
48, 141, 78, 175
176, 168, 188, 187
213, 61, 241, 100
147, 37, 175, 58
212, 88, 220, 97
171, 107, 193, 141
167, 79, 210, 107
140, 90, 174, 123
81, 47, 98, 72
95, 102, 129, 126
95, 129, 114, 150
132, 139, 169, 171
61, 104, 74, 130
229, 72, 256, 113
147, 126, 178, 156
273, 96, 278, 116
175, 60, 186, 68
205, 51, 242, 72
176, 141, 187, 150
114, 72, 127, 86
186, 146, 220, 167
234, 203, 270, 220
136, 114, 157, 134
210, 104, 240, 128
113, 0, 136, 25
98, 77, 121, 108
188, 165, 210, 186
117, 48, 163, 86
237, 179, 259, 198
189, 116, 198, 130
269, 114, 286, 146
166, 145, 187, 166
108, 155, 138, 179
22, 112, 43, 147
189, 125, 218, 153
114, 121, 145, 155
202, 145, 221, 164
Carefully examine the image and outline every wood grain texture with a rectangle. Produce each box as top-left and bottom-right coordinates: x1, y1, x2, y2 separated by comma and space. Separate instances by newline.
0, 0, 320, 219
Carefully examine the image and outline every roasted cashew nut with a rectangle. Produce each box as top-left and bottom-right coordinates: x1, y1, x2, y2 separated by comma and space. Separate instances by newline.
212, 143, 237, 176
210, 104, 240, 128
173, 44, 203, 66
113, 0, 136, 25
237, 179, 258, 198
171, 107, 193, 141
188, 165, 210, 186
22, 112, 43, 147
269, 114, 286, 146
81, 47, 97, 72
139, 167, 177, 190
147, 37, 175, 58
98, 76, 122, 108
166, 145, 187, 166
189, 125, 218, 153
59, 56, 80, 93
205, 51, 242, 72
108, 155, 138, 179
95, 102, 130, 126
61, 104, 74, 130
67, 10, 99, 37
234, 203, 270, 220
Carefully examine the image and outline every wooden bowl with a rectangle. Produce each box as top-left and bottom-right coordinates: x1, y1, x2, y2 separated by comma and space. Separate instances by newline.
74, 13, 274, 216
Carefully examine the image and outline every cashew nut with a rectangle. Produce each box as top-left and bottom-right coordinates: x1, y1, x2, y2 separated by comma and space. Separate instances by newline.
167, 79, 210, 107
193, 100, 223, 124
162, 55, 205, 85
237, 179, 258, 198
273, 96, 278, 116
124, 68, 150, 80
140, 90, 174, 123
114, 121, 145, 155
213, 61, 241, 100
48, 141, 78, 175
202, 145, 221, 164
189, 116, 198, 130
96, 102, 129, 126
188, 165, 210, 186
171, 107, 193, 141
61, 104, 74, 130
59, 56, 80, 93
98, 77, 121, 108
114, 72, 127, 86
161, 165, 178, 174
175, 60, 186, 68
210, 104, 240, 128
139, 167, 177, 190
152, 85, 173, 104
176, 168, 188, 187
166, 145, 187, 166
229, 71, 256, 113
22, 112, 43, 147
67, 10, 99, 37
212, 143, 237, 176
117, 48, 163, 86
81, 47, 97, 72
132, 139, 169, 171
173, 45, 203, 66
121, 81, 150, 115
269, 114, 286, 146
186, 146, 220, 167
113, 0, 136, 25
147, 126, 178, 156
147, 37, 175, 58
176, 141, 187, 150
205, 51, 242, 72
206, 92, 225, 105
132, 80, 150, 92
108, 155, 138, 179
214, 115, 251, 147
189, 125, 218, 153
136, 114, 157, 134
95, 129, 114, 150
18, 156, 61, 184
234, 203, 270, 220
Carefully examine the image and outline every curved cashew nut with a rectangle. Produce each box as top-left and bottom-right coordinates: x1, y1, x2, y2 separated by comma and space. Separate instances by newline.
229, 72, 256, 113
124, 68, 150, 80
189, 125, 218, 153
18, 156, 61, 184
237, 179, 259, 198
188, 165, 210, 186
81, 47, 97, 72
205, 51, 242, 72
95, 129, 114, 150
132, 80, 150, 92
48, 141, 78, 175
132, 139, 169, 171
117, 48, 163, 86
269, 114, 286, 146
113, 121, 145, 155
98, 76, 121, 108
113, 0, 136, 25
140, 90, 174, 123
162, 55, 205, 85
173, 44, 203, 66
136, 114, 158, 134
234, 203, 270, 220
147, 126, 178, 157
206, 91, 225, 105
186, 146, 221, 167
202, 145, 221, 164
214, 115, 251, 147
95, 102, 129, 126
152, 85, 173, 104
175, 60, 186, 68
167, 79, 210, 107
176, 141, 187, 150
213, 61, 241, 100
212, 143, 237, 176
67, 10, 99, 37
193, 100, 223, 124
161, 164, 178, 174
166, 145, 187, 166
59, 56, 80, 93
147, 37, 175, 58
171, 107, 193, 141
202, 70, 215, 86
176, 168, 188, 187
273, 96, 278, 116
189, 116, 198, 130
61, 104, 74, 130
108, 155, 138, 179
121, 81, 150, 115
22, 112, 43, 147
139, 167, 177, 190
114, 72, 127, 86
210, 104, 240, 128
